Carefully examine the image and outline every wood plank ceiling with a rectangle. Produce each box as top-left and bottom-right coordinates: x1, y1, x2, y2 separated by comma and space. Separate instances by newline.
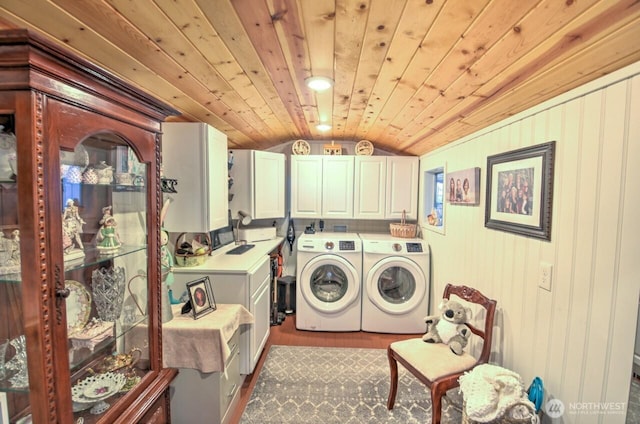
1, 0, 639, 155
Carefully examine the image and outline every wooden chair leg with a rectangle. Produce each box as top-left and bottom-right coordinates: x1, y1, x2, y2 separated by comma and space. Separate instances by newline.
386, 347, 399, 410
430, 384, 443, 424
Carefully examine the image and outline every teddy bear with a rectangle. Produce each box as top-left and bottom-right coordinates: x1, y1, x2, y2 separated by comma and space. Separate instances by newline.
422, 299, 472, 355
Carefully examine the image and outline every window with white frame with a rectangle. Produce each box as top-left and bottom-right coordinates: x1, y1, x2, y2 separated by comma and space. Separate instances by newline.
423, 166, 445, 233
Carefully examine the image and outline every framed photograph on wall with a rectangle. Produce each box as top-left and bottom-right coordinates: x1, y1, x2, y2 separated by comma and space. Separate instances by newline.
186, 276, 216, 319
446, 167, 481, 206
485, 141, 555, 240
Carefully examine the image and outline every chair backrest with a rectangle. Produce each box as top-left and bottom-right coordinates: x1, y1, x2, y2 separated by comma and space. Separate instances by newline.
443, 283, 497, 363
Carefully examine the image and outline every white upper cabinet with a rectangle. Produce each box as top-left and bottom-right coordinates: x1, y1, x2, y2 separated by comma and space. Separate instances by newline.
291, 155, 323, 218
162, 122, 228, 232
322, 156, 354, 218
354, 156, 387, 219
385, 156, 419, 219
291, 155, 417, 220
230, 150, 285, 219
291, 155, 355, 218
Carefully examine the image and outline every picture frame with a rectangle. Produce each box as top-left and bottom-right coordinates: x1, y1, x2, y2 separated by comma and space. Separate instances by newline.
186, 276, 216, 319
446, 167, 481, 206
485, 141, 555, 240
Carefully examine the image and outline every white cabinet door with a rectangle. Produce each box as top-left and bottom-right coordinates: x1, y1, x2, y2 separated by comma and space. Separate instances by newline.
354, 156, 386, 219
162, 122, 228, 232
291, 156, 323, 218
229, 150, 285, 220
322, 156, 354, 218
386, 156, 419, 219
253, 151, 285, 219
250, 275, 271, 372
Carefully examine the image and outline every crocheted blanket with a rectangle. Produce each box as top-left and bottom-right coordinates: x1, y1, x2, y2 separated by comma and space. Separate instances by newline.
459, 364, 534, 422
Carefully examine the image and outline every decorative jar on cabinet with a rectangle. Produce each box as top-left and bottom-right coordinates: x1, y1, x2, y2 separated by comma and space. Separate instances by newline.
0, 29, 178, 424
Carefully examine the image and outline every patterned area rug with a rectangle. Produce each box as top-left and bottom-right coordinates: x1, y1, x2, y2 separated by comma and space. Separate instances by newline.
240, 345, 462, 423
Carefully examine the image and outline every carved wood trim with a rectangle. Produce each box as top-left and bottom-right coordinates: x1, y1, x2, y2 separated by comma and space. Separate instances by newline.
34, 91, 58, 422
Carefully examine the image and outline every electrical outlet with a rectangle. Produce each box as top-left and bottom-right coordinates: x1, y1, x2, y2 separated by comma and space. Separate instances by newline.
539, 262, 553, 291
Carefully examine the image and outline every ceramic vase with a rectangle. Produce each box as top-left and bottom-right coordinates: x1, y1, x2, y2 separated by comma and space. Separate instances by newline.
66, 165, 83, 184
92, 266, 126, 321
82, 167, 98, 184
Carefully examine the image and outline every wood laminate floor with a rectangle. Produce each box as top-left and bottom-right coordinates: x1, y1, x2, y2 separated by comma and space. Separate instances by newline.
228, 314, 422, 424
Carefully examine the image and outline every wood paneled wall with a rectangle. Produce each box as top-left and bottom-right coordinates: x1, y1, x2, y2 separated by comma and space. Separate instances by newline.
419, 61, 640, 424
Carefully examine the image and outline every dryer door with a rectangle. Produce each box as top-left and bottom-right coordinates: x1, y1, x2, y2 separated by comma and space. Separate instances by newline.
299, 254, 360, 313
367, 257, 426, 314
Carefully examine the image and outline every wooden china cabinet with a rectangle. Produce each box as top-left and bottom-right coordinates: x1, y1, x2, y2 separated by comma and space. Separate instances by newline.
0, 30, 179, 423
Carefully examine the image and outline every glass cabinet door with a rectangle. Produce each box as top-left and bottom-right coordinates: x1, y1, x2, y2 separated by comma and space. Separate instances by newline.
0, 114, 29, 423
60, 134, 150, 422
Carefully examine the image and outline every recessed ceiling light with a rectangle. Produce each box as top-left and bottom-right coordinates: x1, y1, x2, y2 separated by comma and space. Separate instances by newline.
316, 123, 332, 131
305, 76, 333, 92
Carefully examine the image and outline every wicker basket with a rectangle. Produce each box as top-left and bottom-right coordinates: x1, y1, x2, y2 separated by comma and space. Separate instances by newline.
462, 400, 539, 424
174, 232, 211, 267
389, 210, 417, 238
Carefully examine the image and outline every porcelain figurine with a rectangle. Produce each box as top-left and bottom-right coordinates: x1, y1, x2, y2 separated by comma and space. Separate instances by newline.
62, 199, 86, 260
96, 211, 122, 253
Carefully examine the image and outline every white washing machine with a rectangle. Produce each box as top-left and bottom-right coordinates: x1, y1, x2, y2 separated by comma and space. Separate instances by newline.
360, 233, 430, 333
296, 232, 362, 331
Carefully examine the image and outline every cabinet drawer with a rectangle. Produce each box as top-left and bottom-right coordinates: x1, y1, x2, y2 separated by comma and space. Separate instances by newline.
225, 329, 240, 363
249, 256, 271, 295
219, 343, 241, 420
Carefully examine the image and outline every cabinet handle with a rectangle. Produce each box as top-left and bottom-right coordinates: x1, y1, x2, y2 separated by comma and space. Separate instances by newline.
56, 287, 71, 298
227, 384, 237, 398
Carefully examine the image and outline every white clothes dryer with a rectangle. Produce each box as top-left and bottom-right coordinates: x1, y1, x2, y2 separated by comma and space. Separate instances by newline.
296, 232, 362, 331
360, 233, 430, 333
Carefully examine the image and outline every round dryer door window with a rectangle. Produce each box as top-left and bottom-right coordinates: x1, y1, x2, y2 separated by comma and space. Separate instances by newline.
300, 255, 360, 313
367, 257, 426, 314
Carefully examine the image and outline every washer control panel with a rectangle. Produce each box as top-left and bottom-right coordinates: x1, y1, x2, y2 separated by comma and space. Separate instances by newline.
405, 242, 424, 253
339, 240, 356, 251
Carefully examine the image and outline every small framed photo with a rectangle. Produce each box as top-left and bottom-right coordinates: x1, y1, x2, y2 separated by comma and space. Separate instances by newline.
186, 277, 216, 319
446, 167, 481, 206
485, 141, 555, 240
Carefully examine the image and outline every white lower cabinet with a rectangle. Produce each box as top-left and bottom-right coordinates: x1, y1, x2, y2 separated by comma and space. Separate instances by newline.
170, 330, 242, 424
173, 256, 271, 375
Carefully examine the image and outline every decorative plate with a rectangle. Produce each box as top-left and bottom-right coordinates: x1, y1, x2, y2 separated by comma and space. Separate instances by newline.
72, 372, 126, 404
60, 144, 89, 171
355, 139, 374, 156
292, 139, 310, 155
66, 280, 91, 337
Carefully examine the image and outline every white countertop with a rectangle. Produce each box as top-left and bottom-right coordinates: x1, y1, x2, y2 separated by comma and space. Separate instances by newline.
172, 237, 284, 274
